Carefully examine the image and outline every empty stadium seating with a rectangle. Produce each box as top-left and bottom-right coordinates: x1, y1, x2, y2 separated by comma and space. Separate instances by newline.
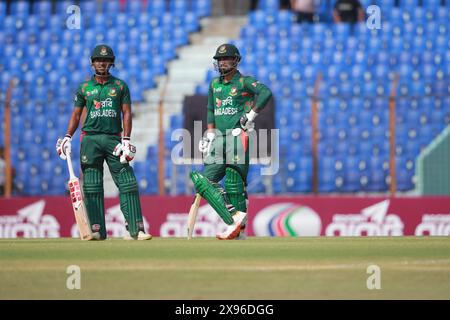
1, 0, 449, 196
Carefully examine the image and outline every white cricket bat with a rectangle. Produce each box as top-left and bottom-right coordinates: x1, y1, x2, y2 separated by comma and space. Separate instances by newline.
66, 149, 93, 241
187, 194, 201, 240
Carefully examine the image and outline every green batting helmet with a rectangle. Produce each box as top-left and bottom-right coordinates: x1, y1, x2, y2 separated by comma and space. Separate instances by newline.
90, 44, 115, 63
213, 44, 241, 61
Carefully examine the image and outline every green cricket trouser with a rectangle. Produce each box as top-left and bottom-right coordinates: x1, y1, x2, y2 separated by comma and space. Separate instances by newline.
80, 133, 144, 239
203, 130, 250, 184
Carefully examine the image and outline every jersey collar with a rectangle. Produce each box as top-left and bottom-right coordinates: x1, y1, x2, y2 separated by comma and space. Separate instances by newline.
91, 74, 115, 85
220, 70, 241, 84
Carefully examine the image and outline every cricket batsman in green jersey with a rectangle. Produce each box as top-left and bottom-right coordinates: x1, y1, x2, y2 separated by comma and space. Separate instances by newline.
56, 45, 151, 241
190, 44, 272, 240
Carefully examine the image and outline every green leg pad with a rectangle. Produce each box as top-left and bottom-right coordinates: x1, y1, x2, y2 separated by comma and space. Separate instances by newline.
118, 166, 144, 237
225, 167, 248, 213
190, 171, 234, 225
83, 167, 106, 239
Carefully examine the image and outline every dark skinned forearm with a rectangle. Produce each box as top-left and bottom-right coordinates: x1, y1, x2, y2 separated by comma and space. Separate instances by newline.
66, 108, 82, 137
122, 104, 132, 138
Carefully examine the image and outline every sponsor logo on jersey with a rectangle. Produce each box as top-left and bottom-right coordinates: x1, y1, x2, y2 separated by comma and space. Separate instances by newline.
214, 107, 238, 116
229, 87, 238, 96
109, 88, 117, 97
86, 89, 99, 97
93, 98, 113, 109
213, 86, 222, 93
89, 109, 118, 119
222, 96, 233, 106
252, 81, 259, 87
215, 97, 236, 115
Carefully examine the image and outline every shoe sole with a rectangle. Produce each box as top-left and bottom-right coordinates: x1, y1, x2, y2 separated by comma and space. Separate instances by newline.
216, 212, 248, 240
216, 223, 244, 240
138, 235, 152, 240
124, 234, 153, 241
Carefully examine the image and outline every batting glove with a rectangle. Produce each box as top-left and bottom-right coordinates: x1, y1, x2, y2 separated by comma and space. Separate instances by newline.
56, 134, 72, 160
199, 132, 215, 154
240, 110, 257, 132
113, 137, 136, 164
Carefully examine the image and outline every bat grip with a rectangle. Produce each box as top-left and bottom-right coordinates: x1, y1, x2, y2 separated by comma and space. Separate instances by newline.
66, 147, 76, 179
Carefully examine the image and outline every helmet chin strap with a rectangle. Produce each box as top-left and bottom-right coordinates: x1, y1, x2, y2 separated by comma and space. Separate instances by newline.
215, 57, 240, 77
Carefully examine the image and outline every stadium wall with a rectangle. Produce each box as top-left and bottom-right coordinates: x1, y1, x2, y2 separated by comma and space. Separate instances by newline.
1, 196, 450, 238
417, 125, 450, 195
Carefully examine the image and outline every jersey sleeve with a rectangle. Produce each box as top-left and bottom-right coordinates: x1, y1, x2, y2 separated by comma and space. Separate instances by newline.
74, 84, 86, 108
243, 76, 273, 111
121, 82, 132, 105
207, 82, 215, 125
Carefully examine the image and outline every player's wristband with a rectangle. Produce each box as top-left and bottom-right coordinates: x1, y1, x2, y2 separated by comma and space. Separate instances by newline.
122, 136, 130, 140
65, 134, 72, 139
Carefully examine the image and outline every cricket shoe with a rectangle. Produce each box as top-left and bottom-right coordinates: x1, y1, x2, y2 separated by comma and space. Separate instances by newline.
216, 211, 248, 240
123, 230, 153, 241
235, 224, 247, 240
89, 232, 104, 241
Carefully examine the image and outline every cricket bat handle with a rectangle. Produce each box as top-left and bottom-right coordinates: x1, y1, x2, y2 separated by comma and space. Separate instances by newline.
66, 146, 76, 180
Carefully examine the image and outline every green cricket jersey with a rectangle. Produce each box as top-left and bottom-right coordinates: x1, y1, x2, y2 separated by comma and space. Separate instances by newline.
74, 75, 131, 134
207, 71, 272, 134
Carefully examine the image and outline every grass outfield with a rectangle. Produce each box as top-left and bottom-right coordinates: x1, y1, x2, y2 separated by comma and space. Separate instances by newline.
0, 237, 449, 300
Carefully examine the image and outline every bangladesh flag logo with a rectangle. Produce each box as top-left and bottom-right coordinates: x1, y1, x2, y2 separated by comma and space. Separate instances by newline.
216, 98, 221, 108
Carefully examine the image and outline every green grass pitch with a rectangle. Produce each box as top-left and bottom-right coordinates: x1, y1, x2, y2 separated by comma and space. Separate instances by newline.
0, 237, 449, 299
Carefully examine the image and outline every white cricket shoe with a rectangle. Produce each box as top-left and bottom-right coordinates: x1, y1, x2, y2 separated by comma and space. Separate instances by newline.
123, 230, 153, 241
216, 211, 248, 240
89, 232, 103, 240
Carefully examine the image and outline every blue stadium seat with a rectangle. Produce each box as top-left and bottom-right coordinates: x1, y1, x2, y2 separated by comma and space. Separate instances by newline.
148, 0, 167, 14
79, 0, 97, 14
170, 0, 188, 15
55, 1, 74, 14
11, 1, 30, 16
127, 0, 147, 14
194, 0, 211, 17
0, 1, 6, 17
32, 0, 52, 15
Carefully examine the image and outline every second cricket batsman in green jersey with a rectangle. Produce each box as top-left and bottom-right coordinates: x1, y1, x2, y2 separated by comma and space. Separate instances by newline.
207, 71, 272, 135
190, 43, 273, 240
